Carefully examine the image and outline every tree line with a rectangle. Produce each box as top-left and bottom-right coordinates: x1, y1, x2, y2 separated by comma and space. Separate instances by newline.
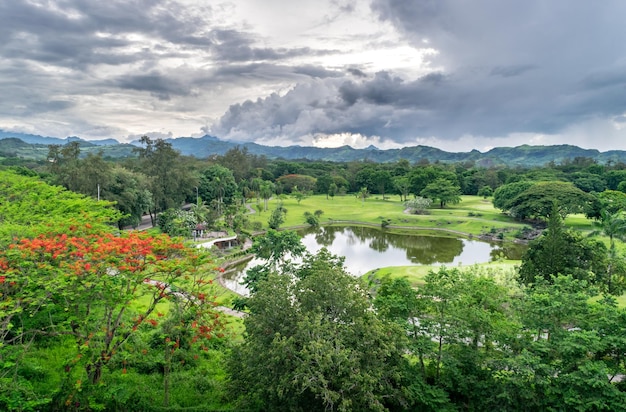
29, 138, 626, 237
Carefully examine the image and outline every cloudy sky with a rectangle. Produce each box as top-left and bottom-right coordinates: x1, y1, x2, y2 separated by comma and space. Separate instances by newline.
2, 0, 626, 152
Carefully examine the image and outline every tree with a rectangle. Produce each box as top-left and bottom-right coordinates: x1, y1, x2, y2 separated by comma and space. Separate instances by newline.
328, 182, 337, 200
157, 208, 197, 237
492, 180, 535, 214
570, 172, 607, 193
104, 166, 152, 229
259, 181, 275, 211
242, 229, 306, 294
590, 210, 626, 293
315, 173, 333, 198
229, 250, 407, 411
1, 232, 209, 387
371, 169, 392, 199
420, 178, 461, 208
133, 136, 196, 225
291, 187, 309, 204
47, 144, 116, 200
357, 186, 369, 203
267, 203, 287, 230
275, 174, 316, 193
597, 190, 626, 215
218, 146, 253, 182
0, 170, 120, 241
419, 267, 517, 409
503, 277, 626, 411
477, 185, 494, 198
507, 181, 593, 220
198, 165, 238, 215
303, 210, 324, 227
47, 142, 81, 191
393, 176, 411, 202
519, 203, 608, 285
408, 166, 440, 196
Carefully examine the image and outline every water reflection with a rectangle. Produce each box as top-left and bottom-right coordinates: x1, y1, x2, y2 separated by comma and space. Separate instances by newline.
222, 226, 525, 294
301, 226, 524, 275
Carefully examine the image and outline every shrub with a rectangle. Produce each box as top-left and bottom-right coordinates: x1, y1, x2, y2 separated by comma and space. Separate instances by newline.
404, 197, 432, 214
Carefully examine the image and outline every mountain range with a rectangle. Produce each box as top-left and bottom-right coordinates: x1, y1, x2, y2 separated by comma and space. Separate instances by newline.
1, 130, 626, 167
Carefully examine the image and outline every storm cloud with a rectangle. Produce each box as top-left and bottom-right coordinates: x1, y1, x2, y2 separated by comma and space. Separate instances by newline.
2, 0, 626, 151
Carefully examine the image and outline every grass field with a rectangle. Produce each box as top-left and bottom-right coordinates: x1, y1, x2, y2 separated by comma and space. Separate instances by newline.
246, 194, 598, 240
249, 195, 519, 236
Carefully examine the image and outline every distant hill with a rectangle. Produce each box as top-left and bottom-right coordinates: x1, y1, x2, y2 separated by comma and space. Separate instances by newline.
2, 130, 626, 166
0, 132, 135, 160
158, 136, 626, 167
0, 131, 120, 146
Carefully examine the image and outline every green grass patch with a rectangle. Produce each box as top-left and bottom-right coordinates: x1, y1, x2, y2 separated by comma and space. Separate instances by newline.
365, 261, 521, 289
248, 195, 531, 239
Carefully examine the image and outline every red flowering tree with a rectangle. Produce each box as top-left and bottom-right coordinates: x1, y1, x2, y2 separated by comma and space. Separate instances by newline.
0, 231, 220, 386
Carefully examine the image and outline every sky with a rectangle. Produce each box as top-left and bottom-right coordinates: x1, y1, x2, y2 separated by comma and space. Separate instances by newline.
2, 0, 626, 153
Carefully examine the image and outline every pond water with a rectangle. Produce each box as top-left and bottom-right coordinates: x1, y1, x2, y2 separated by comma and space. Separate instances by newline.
222, 226, 526, 295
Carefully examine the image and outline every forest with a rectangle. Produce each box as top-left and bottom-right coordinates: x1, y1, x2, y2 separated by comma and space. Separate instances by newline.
2, 137, 626, 411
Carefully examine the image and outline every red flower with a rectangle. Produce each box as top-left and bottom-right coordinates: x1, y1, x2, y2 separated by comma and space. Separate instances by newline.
0, 276, 5, 284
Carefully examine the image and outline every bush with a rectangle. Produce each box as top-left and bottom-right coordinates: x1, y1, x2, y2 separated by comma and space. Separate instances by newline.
304, 211, 320, 227
477, 186, 494, 198
268, 205, 287, 229
405, 197, 432, 214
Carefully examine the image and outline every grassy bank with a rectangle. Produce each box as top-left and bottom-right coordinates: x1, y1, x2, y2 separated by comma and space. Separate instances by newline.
365, 261, 521, 287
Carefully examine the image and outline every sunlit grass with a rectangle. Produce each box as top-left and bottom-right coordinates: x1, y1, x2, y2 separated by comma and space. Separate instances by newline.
247, 194, 532, 239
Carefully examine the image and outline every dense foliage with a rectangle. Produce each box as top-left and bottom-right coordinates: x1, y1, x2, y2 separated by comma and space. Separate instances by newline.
5, 142, 626, 410
230, 250, 408, 411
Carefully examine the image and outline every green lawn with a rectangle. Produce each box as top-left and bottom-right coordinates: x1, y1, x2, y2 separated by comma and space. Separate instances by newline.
247, 195, 541, 240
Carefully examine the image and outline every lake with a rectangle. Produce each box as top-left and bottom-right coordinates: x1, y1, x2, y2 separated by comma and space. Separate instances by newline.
222, 226, 525, 295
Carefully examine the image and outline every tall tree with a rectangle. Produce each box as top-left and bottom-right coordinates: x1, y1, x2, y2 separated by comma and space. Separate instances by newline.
371, 169, 393, 199
104, 166, 152, 229
259, 181, 275, 211
133, 136, 195, 225
492, 180, 535, 214
392, 175, 411, 201
198, 164, 238, 215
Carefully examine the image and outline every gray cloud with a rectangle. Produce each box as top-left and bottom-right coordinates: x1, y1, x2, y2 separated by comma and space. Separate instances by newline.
0, 0, 350, 139
2, 0, 626, 151
114, 72, 192, 100
213, 1, 626, 148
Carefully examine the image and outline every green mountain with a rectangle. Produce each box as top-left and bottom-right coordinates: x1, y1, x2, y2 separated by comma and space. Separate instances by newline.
1, 131, 626, 167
